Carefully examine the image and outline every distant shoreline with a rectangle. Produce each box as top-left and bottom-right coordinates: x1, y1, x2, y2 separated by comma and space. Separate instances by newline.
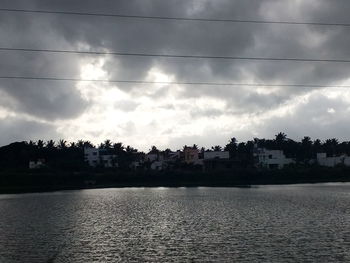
1, 168, 350, 194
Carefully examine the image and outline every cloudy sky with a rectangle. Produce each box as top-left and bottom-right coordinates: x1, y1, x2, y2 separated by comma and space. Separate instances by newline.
1, 0, 350, 150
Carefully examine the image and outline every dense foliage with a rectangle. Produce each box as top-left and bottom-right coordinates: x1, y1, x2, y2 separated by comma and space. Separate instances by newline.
0, 132, 349, 171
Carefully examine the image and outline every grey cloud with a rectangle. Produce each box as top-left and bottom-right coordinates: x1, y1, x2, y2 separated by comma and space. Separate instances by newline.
190, 108, 225, 119
0, 21, 88, 120
114, 100, 139, 112
0, 116, 60, 146
157, 104, 175, 110
252, 94, 350, 141
1, 0, 350, 145
167, 131, 232, 151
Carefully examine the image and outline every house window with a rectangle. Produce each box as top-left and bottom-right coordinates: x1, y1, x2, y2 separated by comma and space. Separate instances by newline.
269, 155, 272, 159
93, 152, 97, 156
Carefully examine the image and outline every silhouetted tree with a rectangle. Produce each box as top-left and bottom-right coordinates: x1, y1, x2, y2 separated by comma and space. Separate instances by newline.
149, 146, 159, 154
225, 137, 237, 158
211, 145, 222, 151
46, 140, 55, 149
275, 132, 287, 148
83, 141, 94, 148
37, 140, 45, 149
113, 143, 124, 153
324, 138, 339, 156
299, 136, 313, 162
58, 139, 67, 150
103, 139, 112, 150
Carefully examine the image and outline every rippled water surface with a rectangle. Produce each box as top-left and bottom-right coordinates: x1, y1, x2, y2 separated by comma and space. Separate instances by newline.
0, 184, 350, 262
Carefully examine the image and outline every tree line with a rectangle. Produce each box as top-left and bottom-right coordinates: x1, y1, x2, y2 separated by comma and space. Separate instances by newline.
0, 132, 349, 170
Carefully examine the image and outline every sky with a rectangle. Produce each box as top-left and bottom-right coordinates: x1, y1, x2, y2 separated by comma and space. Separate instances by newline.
1, 0, 350, 151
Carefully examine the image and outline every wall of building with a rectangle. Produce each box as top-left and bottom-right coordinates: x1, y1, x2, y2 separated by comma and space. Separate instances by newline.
84, 147, 100, 167
317, 153, 350, 167
84, 147, 117, 167
204, 151, 229, 160
184, 148, 199, 164
255, 148, 294, 169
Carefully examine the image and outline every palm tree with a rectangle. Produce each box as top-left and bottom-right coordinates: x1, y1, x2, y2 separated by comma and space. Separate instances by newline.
113, 142, 124, 151
37, 140, 45, 149
311, 138, 321, 155
58, 139, 67, 150
275, 132, 287, 144
46, 140, 55, 149
103, 139, 112, 149
76, 140, 85, 149
28, 140, 36, 147
149, 146, 159, 154
300, 136, 313, 161
126, 145, 137, 153
83, 141, 94, 148
324, 138, 339, 156
211, 145, 222, 151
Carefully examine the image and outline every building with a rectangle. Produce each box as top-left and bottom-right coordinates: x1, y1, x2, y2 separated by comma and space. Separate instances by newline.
29, 159, 45, 169
183, 147, 200, 164
84, 147, 100, 167
165, 151, 181, 161
145, 151, 181, 170
100, 154, 118, 168
84, 147, 118, 168
317, 153, 350, 167
254, 148, 295, 169
150, 161, 166, 171
145, 152, 163, 162
204, 151, 230, 160
202, 151, 235, 171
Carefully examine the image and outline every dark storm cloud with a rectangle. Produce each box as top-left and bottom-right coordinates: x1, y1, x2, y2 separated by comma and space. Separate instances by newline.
1, 0, 350, 144
0, 11, 88, 120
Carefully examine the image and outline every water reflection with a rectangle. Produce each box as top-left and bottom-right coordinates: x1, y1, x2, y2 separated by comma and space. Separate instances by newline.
0, 184, 350, 262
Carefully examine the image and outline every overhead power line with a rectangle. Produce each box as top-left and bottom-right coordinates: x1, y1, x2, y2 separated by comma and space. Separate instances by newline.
0, 8, 349, 27
1, 47, 350, 63
0, 75, 349, 89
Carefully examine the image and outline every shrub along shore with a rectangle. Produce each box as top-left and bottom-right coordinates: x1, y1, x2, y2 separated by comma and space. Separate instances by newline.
1, 166, 350, 194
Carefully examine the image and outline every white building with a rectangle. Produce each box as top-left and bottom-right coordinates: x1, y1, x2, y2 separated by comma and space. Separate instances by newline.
100, 154, 118, 168
145, 151, 181, 170
204, 151, 230, 160
150, 161, 166, 171
84, 147, 99, 167
254, 148, 295, 169
29, 159, 45, 169
317, 153, 350, 167
84, 147, 118, 168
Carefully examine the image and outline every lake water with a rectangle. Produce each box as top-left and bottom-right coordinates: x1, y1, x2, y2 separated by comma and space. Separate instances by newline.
0, 184, 349, 262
